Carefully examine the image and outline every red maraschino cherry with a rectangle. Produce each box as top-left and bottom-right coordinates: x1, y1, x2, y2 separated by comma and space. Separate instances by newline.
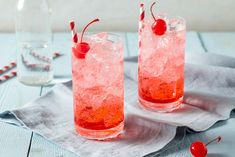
73, 18, 99, 59
150, 2, 167, 36
190, 136, 222, 157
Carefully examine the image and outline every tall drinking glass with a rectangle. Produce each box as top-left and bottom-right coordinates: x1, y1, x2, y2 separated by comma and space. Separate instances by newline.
72, 33, 124, 140
138, 5, 186, 112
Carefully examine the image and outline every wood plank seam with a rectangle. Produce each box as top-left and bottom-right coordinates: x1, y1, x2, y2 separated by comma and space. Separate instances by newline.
197, 32, 208, 52
39, 86, 43, 96
27, 132, 33, 157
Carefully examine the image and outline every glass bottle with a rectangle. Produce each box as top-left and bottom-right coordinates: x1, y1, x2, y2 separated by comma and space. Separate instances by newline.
16, 0, 53, 85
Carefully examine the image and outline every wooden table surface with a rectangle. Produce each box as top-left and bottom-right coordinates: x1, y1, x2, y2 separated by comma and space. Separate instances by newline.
0, 32, 235, 157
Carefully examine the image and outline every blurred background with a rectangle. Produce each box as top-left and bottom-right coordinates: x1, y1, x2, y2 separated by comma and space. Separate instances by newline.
0, 0, 235, 32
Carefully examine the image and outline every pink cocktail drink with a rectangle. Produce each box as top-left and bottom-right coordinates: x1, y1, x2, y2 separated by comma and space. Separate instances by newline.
138, 3, 186, 112
72, 31, 124, 140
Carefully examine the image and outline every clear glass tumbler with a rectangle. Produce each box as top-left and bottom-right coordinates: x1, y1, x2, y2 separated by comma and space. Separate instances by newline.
138, 14, 186, 112
72, 33, 124, 140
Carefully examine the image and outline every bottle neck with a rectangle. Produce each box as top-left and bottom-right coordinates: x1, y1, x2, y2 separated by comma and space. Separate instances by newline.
16, 0, 52, 34
17, 0, 50, 12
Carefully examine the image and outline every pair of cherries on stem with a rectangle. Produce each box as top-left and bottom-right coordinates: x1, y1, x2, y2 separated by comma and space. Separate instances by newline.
71, 19, 99, 59
190, 136, 222, 157
150, 2, 167, 36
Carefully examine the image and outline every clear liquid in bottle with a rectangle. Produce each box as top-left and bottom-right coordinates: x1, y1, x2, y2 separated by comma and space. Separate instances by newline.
16, 0, 53, 85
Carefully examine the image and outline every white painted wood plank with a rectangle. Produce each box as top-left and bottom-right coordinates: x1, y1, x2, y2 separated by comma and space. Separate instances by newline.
200, 116, 235, 157
164, 118, 235, 157
126, 31, 206, 57
0, 33, 17, 68
53, 32, 72, 79
0, 80, 42, 111
0, 121, 32, 157
186, 32, 205, 53
29, 133, 78, 157
200, 32, 235, 57
0, 33, 42, 157
126, 32, 138, 57
0, 33, 42, 112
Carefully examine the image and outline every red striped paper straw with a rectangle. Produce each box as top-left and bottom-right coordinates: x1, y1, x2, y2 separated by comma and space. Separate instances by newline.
29, 51, 60, 63
73, 33, 78, 43
0, 52, 61, 75
0, 71, 17, 83
21, 55, 51, 71
69, 20, 78, 43
22, 52, 61, 71
139, 3, 145, 47
0, 52, 62, 83
0, 61, 16, 75
70, 20, 76, 37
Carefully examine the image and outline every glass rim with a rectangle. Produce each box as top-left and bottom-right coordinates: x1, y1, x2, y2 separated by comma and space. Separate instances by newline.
144, 16, 186, 32
167, 16, 186, 32
168, 16, 186, 23
82, 32, 123, 44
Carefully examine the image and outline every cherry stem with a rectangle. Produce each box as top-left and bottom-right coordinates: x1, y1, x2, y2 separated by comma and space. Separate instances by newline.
206, 136, 222, 146
80, 18, 99, 43
150, 2, 157, 21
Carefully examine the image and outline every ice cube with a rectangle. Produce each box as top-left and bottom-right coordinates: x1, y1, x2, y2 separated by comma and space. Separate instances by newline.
140, 51, 167, 77
168, 17, 185, 32
79, 87, 109, 110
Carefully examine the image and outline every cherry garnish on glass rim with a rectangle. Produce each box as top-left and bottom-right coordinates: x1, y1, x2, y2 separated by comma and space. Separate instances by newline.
190, 136, 222, 157
150, 2, 167, 36
73, 18, 99, 59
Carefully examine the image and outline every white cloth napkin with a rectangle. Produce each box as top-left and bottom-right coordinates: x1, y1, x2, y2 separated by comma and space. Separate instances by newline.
0, 52, 235, 157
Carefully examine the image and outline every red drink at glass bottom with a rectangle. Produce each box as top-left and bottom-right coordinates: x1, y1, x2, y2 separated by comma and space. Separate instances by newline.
72, 33, 124, 140
138, 17, 186, 112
